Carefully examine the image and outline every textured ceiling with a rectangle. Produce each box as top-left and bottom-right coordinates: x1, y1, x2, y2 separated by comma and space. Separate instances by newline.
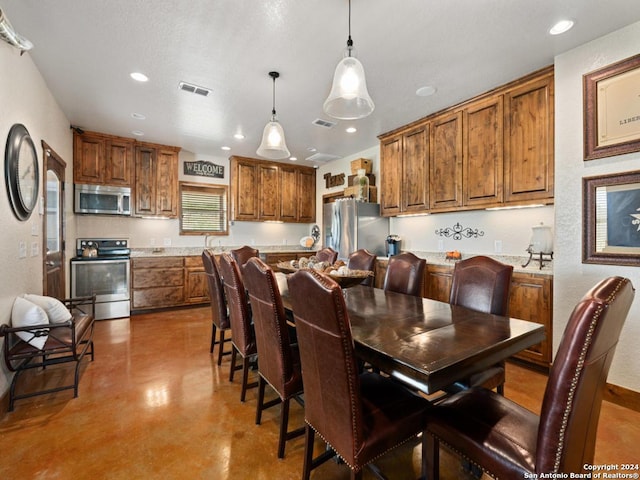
4, 0, 640, 167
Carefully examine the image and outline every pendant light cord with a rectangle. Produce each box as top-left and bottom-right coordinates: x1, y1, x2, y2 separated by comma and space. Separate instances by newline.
347, 0, 353, 54
272, 75, 276, 116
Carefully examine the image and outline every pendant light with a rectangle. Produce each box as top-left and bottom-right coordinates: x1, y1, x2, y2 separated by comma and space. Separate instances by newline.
257, 71, 290, 160
323, 0, 374, 120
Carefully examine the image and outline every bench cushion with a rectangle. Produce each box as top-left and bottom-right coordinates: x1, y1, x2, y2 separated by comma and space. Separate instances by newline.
23, 294, 72, 323
11, 297, 49, 349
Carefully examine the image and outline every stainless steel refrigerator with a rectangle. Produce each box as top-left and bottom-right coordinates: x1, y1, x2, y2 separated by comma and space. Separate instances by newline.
323, 199, 389, 260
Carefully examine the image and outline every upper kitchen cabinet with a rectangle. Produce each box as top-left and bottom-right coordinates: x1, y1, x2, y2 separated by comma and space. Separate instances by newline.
379, 123, 429, 216
73, 130, 134, 186
230, 156, 316, 223
463, 95, 504, 207
504, 69, 554, 204
134, 142, 180, 218
430, 111, 463, 211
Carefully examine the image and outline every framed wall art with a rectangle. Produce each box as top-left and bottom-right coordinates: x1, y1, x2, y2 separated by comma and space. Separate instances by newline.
583, 170, 640, 266
583, 53, 640, 161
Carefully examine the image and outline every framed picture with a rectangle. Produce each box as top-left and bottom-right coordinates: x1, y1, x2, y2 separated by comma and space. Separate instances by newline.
583, 170, 640, 266
583, 53, 640, 161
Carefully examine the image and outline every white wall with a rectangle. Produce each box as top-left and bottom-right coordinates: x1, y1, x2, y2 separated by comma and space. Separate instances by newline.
315, 148, 554, 257
76, 150, 312, 248
0, 42, 74, 395
554, 22, 640, 392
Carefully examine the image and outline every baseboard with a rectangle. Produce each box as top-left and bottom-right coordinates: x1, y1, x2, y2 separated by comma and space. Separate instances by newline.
604, 383, 640, 412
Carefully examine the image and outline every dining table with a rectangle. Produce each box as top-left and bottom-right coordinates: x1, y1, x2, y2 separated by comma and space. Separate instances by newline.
281, 284, 545, 395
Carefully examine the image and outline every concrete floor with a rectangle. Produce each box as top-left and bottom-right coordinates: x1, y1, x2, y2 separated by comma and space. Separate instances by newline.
1, 306, 638, 479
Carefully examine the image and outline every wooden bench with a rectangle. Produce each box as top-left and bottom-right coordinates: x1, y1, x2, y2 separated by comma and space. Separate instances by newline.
0, 295, 96, 411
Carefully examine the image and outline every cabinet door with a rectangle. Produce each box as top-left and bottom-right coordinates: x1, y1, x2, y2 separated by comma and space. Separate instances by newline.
380, 136, 402, 216
297, 168, 316, 223
259, 164, 280, 220
74, 133, 105, 184
509, 274, 552, 367
155, 149, 178, 217
430, 111, 463, 211
424, 264, 453, 303
504, 73, 554, 203
134, 145, 157, 216
279, 166, 298, 222
464, 96, 504, 207
185, 268, 209, 303
232, 160, 259, 221
402, 124, 429, 213
106, 138, 134, 186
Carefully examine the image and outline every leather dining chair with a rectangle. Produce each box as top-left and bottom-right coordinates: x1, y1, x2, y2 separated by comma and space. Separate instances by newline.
383, 252, 426, 297
218, 253, 258, 402
315, 247, 338, 264
242, 257, 304, 459
424, 276, 635, 479
347, 249, 377, 287
287, 269, 430, 480
202, 249, 232, 365
447, 255, 514, 394
230, 245, 259, 266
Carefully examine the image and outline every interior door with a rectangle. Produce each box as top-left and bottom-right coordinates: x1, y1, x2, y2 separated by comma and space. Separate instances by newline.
42, 141, 66, 299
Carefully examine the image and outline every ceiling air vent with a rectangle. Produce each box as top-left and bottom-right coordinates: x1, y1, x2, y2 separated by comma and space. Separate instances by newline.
178, 81, 212, 97
312, 118, 336, 129
305, 152, 341, 163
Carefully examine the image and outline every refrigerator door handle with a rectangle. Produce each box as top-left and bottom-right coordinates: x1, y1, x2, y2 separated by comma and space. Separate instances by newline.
330, 203, 341, 251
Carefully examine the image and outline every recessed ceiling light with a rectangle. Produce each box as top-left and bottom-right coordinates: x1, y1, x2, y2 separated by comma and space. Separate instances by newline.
549, 20, 574, 35
221, 146, 231, 151
131, 113, 146, 120
289, 156, 297, 161
131, 130, 145, 136
130, 72, 149, 82
307, 147, 317, 153
346, 127, 357, 133
233, 133, 245, 140
416, 86, 437, 97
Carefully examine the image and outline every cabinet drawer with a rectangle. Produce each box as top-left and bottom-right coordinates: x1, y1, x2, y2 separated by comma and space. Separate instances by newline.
132, 257, 183, 269
133, 268, 183, 288
184, 256, 204, 268
133, 286, 184, 309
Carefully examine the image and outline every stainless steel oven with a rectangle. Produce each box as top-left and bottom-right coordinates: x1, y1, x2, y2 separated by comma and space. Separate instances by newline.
71, 238, 131, 320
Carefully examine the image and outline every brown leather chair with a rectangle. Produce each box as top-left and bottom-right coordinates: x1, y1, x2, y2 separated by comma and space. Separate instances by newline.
447, 255, 514, 394
424, 276, 635, 479
347, 249, 377, 287
230, 245, 259, 266
287, 269, 430, 480
315, 247, 338, 264
383, 252, 426, 297
242, 257, 304, 458
218, 253, 258, 402
202, 249, 232, 365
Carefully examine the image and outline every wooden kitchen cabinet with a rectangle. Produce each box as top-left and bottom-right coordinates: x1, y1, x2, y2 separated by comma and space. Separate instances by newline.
430, 111, 463, 211
424, 264, 453, 302
73, 130, 134, 186
504, 69, 554, 204
509, 272, 553, 368
132, 257, 185, 309
230, 156, 316, 223
184, 256, 209, 304
463, 95, 504, 207
379, 123, 429, 216
134, 142, 180, 217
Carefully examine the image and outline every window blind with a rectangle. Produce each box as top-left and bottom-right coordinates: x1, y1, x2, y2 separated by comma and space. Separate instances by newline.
180, 183, 228, 234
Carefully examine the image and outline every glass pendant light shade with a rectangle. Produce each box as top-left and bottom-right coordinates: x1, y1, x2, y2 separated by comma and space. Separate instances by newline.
256, 71, 290, 160
323, 51, 374, 120
257, 116, 290, 159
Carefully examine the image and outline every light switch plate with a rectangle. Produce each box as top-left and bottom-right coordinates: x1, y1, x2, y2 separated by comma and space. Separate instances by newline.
31, 242, 39, 257
19, 241, 27, 258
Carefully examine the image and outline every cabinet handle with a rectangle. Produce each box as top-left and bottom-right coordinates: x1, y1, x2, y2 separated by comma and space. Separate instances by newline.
515, 283, 542, 288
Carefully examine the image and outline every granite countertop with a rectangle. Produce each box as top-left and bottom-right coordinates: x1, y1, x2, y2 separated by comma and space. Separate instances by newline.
130, 246, 552, 276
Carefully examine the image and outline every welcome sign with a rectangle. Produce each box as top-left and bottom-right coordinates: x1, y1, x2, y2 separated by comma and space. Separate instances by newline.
184, 160, 224, 179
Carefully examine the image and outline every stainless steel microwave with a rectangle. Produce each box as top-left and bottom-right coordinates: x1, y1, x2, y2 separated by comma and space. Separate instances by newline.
74, 184, 131, 215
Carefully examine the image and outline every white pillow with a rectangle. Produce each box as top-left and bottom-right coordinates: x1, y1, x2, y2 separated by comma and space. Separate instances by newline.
23, 294, 72, 324
11, 297, 49, 350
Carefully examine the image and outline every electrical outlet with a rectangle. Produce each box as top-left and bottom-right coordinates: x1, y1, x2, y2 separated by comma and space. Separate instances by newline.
31, 224, 38, 236
31, 242, 39, 256
19, 241, 27, 258
163, 237, 172, 246
150, 238, 156, 246
438, 239, 444, 252
494, 240, 503, 253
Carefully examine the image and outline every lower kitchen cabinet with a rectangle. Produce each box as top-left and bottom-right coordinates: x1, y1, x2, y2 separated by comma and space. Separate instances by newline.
132, 255, 210, 311
424, 264, 453, 302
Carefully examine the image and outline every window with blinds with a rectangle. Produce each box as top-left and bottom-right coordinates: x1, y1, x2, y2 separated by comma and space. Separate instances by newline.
179, 182, 228, 235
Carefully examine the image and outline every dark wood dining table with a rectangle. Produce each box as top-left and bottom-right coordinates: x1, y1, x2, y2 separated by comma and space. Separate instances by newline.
281, 284, 545, 395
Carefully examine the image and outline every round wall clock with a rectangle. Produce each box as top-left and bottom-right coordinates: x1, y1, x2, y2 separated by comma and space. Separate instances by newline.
4, 123, 39, 221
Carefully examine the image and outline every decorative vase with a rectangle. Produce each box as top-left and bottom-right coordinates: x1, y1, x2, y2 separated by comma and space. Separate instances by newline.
355, 168, 369, 202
